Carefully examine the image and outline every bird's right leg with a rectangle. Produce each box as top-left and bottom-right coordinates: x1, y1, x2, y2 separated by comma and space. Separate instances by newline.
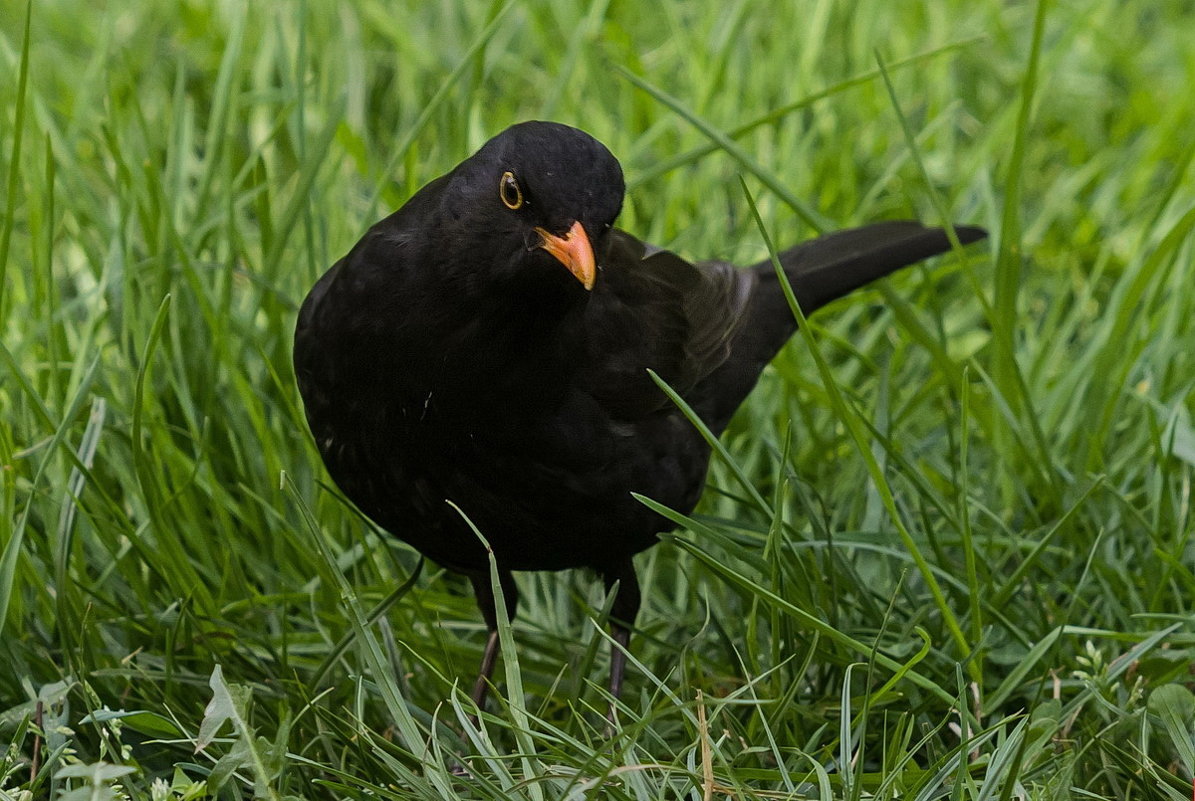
601, 559, 641, 727
467, 569, 519, 717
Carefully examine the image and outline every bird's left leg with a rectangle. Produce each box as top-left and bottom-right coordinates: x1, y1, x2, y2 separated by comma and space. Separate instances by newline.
601, 558, 641, 721
467, 569, 519, 717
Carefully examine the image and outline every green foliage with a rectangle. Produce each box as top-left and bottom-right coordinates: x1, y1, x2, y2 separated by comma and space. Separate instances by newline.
2, 0, 1194, 797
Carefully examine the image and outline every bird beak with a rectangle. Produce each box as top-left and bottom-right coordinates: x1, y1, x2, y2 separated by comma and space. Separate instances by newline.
535, 221, 596, 290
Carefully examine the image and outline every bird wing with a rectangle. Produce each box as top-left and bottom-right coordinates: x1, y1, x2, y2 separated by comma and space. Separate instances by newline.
577, 229, 754, 419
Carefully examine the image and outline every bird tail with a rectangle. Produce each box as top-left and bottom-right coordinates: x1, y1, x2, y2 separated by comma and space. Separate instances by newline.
771, 221, 987, 315
695, 221, 986, 434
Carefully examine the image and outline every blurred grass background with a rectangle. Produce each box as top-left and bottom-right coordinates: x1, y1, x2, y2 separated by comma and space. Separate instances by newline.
2, 0, 1195, 798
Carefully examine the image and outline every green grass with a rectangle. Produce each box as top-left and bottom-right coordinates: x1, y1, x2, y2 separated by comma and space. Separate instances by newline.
2, 0, 1194, 797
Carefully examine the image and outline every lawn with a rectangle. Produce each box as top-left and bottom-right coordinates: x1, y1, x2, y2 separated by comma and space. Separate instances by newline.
3, 0, 1195, 798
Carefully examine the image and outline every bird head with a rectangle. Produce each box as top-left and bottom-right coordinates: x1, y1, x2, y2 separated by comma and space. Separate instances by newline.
437, 121, 625, 296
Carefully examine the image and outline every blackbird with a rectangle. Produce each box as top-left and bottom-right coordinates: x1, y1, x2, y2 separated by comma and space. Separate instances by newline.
293, 120, 985, 717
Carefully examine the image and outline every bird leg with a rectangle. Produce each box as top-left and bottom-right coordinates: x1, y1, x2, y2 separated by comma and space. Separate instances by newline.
609, 623, 632, 702
467, 569, 519, 721
470, 629, 501, 712
602, 559, 641, 727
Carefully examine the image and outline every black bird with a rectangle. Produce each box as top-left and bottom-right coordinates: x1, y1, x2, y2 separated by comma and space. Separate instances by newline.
293, 121, 985, 717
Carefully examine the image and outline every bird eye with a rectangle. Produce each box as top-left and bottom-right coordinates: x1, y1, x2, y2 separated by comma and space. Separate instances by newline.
499, 171, 523, 210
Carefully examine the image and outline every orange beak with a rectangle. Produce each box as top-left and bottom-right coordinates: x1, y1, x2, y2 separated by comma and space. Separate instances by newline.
534, 221, 596, 290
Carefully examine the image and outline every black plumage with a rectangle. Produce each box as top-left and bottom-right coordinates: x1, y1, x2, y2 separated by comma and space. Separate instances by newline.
293, 121, 985, 715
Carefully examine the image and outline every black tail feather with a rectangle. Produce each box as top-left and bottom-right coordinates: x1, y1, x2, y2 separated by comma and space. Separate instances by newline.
779, 222, 987, 315
694, 221, 987, 434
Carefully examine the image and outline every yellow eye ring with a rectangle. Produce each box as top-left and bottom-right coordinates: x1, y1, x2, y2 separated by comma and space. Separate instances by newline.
499, 171, 523, 210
